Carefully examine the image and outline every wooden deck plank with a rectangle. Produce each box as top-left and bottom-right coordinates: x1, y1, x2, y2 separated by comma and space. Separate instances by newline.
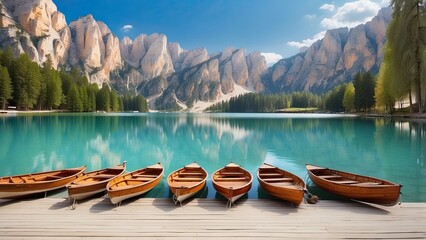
0, 198, 425, 239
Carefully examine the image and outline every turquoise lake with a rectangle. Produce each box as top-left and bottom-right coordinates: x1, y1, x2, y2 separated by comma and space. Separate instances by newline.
0, 113, 425, 202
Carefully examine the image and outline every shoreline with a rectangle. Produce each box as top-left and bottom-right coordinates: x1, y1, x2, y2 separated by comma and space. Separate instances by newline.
2, 109, 426, 119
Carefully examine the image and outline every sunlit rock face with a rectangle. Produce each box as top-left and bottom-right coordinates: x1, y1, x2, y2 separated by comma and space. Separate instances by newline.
69, 15, 123, 85
119, 36, 267, 110
119, 33, 174, 80
265, 7, 391, 94
0, 0, 71, 67
151, 48, 267, 111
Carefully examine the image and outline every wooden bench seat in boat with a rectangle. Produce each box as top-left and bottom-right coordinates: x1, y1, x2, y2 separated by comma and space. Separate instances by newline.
271, 182, 301, 188
351, 182, 381, 186
110, 182, 142, 191
214, 177, 248, 181
22, 178, 35, 183
263, 178, 294, 182
133, 177, 157, 181
178, 172, 204, 176
270, 182, 293, 186
132, 174, 158, 178
220, 172, 245, 176
319, 175, 342, 179
9, 177, 24, 183
259, 173, 283, 177
334, 180, 359, 184
92, 174, 116, 179
172, 177, 204, 181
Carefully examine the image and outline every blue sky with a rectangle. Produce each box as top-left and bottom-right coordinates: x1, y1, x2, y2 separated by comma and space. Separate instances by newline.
55, 0, 390, 65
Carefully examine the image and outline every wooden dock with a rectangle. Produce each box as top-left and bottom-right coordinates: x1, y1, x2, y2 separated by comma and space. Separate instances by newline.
0, 197, 425, 239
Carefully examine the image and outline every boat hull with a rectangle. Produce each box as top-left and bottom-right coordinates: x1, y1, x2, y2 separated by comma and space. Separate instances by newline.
167, 162, 208, 204
213, 182, 251, 203
169, 180, 206, 203
0, 166, 86, 199
258, 180, 305, 206
306, 164, 401, 206
68, 188, 105, 201
107, 163, 164, 205
67, 164, 126, 201
257, 163, 305, 206
212, 162, 252, 204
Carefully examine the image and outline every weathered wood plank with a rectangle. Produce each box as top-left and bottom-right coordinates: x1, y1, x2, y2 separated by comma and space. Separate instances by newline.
0, 197, 425, 239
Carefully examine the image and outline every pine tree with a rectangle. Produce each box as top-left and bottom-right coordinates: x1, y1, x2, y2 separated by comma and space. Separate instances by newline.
137, 95, 148, 112
96, 87, 110, 112
354, 72, 376, 112
47, 70, 62, 109
41, 57, 62, 110
110, 90, 119, 112
325, 85, 346, 112
87, 84, 98, 112
12, 54, 41, 110
0, 47, 14, 70
79, 85, 88, 111
0, 66, 13, 110
67, 84, 83, 112
118, 97, 124, 112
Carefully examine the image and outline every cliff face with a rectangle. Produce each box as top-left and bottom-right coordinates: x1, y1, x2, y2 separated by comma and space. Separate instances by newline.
0, 0, 123, 86
0, 0, 69, 67
118, 46, 267, 110
69, 16, 122, 84
117, 37, 267, 111
264, 8, 391, 94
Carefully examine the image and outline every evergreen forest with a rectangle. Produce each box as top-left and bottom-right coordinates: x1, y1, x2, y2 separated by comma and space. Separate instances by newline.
0, 48, 148, 112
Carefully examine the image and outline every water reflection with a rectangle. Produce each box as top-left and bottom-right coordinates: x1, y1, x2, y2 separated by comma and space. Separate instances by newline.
0, 113, 425, 201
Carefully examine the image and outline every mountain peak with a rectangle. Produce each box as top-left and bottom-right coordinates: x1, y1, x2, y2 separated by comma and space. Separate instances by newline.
265, 7, 391, 94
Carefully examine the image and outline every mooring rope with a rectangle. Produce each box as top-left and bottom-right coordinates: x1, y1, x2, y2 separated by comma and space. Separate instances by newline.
226, 187, 234, 208
68, 197, 77, 210
302, 172, 318, 204
173, 188, 183, 206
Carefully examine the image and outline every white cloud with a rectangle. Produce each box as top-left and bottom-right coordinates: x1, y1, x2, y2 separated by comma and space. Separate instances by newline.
261, 52, 283, 66
320, 4, 336, 11
285, 0, 388, 55
287, 31, 326, 49
304, 14, 317, 20
320, 0, 381, 29
121, 25, 133, 32
377, 0, 390, 7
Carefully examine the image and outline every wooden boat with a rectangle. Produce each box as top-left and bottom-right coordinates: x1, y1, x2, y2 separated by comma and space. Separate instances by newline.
0, 166, 86, 199
306, 164, 402, 206
212, 162, 252, 206
167, 162, 208, 204
257, 163, 306, 206
66, 163, 126, 201
107, 163, 163, 205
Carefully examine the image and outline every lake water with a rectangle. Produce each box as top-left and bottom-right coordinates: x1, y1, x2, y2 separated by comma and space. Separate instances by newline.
1, 113, 425, 202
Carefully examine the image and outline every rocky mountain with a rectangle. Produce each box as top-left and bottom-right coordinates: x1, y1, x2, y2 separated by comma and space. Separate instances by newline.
149, 48, 266, 110
0, 0, 69, 67
0, 0, 267, 111
113, 34, 267, 110
0, 0, 123, 86
0, 0, 391, 111
263, 7, 391, 94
